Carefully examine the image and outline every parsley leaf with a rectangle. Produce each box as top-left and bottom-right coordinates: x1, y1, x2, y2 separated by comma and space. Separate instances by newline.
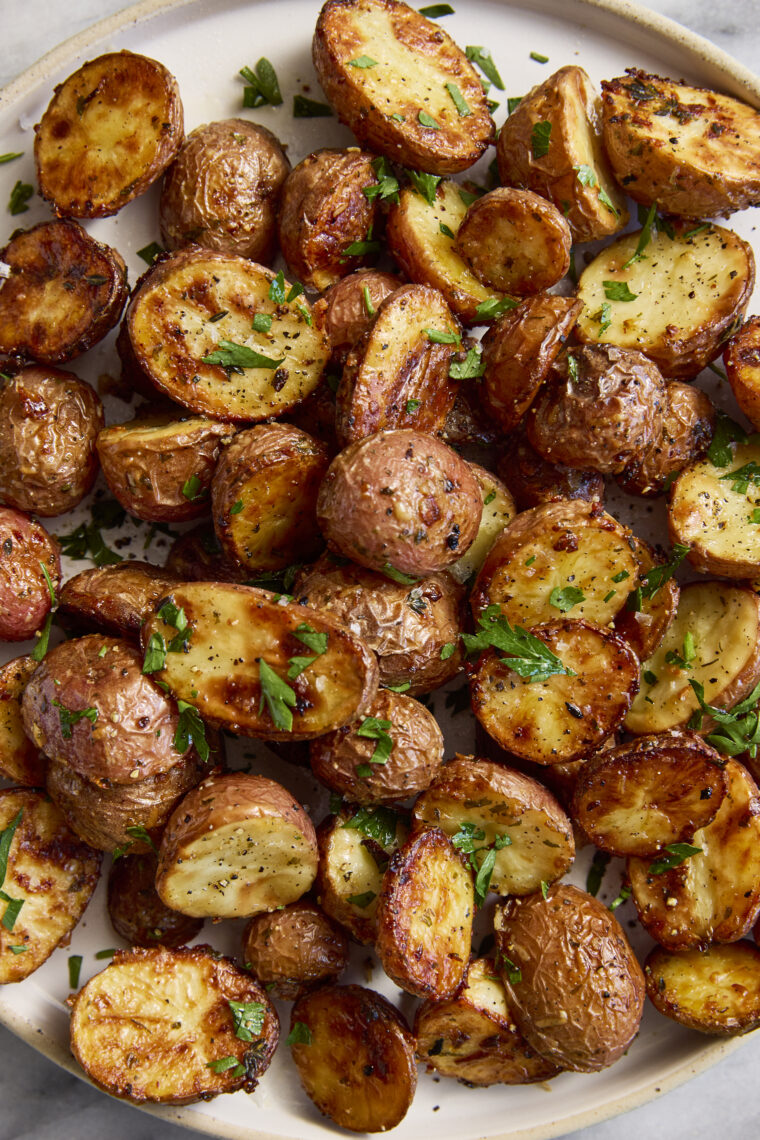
461, 604, 575, 683
648, 842, 702, 875
475, 296, 519, 320
347, 890, 376, 908
688, 678, 760, 758
136, 241, 164, 265
549, 585, 585, 613
407, 169, 441, 205
202, 340, 284, 370
449, 345, 485, 379
624, 202, 657, 268
258, 659, 297, 731
445, 82, 471, 116
182, 473, 208, 502
586, 849, 611, 897
465, 46, 504, 89
57, 498, 124, 567
341, 806, 399, 848
207, 1056, 245, 1076
425, 327, 460, 344
240, 58, 282, 107
382, 562, 420, 585
708, 412, 749, 468
419, 3, 454, 14
0, 152, 23, 164
293, 95, 332, 118
363, 155, 400, 204
8, 181, 33, 215
229, 1000, 266, 1041
348, 55, 378, 68
626, 543, 689, 612
52, 700, 98, 739
286, 1022, 312, 1046
530, 121, 552, 159
356, 717, 393, 765
174, 701, 210, 762
418, 110, 440, 129
603, 280, 638, 302
293, 623, 328, 656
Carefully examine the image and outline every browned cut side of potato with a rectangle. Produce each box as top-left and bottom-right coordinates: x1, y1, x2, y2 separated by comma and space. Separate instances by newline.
601, 70, 760, 218
35, 50, 183, 218
164, 524, 246, 583
0, 657, 45, 786
481, 296, 582, 433
625, 582, 760, 735
496, 65, 628, 242
126, 248, 329, 422
242, 900, 349, 999
411, 755, 575, 895
575, 223, 755, 379
628, 758, 760, 950
497, 434, 604, 511
335, 284, 460, 445
472, 621, 639, 765
58, 562, 183, 639
616, 381, 715, 498
494, 884, 645, 1072
0, 220, 128, 366
107, 851, 204, 948
211, 424, 328, 572
313, 270, 400, 365
449, 464, 515, 584
141, 582, 378, 739
645, 941, 760, 1036
69, 945, 278, 1102
313, 0, 494, 174
571, 731, 728, 856
0, 787, 101, 983
471, 498, 639, 629
289, 983, 417, 1133
414, 957, 561, 1086
0, 508, 60, 642
0, 366, 104, 517
160, 119, 290, 262
725, 315, 760, 428
96, 412, 235, 523
376, 827, 473, 999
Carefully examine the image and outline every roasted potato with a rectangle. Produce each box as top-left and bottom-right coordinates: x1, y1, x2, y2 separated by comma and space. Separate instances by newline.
0, 220, 128, 366
310, 688, 444, 804
0, 508, 60, 642
497, 434, 604, 511
601, 69, 760, 218
107, 850, 204, 948
612, 539, 679, 662
616, 381, 715, 497
287, 380, 341, 457
35, 50, 183, 218
160, 119, 290, 261
494, 884, 645, 1072
725, 314, 760, 428
645, 941, 760, 1036
126, 248, 329, 421
210, 423, 328, 572
164, 523, 246, 583
575, 222, 755, 379
449, 464, 515, 584
0, 366, 104, 516
313, 269, 400, 365
156, 772, 319, 918
496, 65, 628, 242
441, 371, 503, 449
242, 900, 349, 999
0, 656, 45, 786
289, 983, 417, 1132
313, 0, 494, 174
58, 561, 183, 639
317, 429, 482, 576
69, 945, 278, 1102
526, 346, 667, 474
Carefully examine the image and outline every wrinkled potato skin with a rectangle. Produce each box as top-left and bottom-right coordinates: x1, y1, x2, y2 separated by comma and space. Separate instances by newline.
0, 508, 60, 642
310, 688, 444, 804
527, 345, 667, 474
0, 656, 46, 786
482, 296, 582, 433
160, 119, 290, 262
313, 270, 400, 366
497, 435, 604, 511
317, 429, 482, 576
295, 555, 464, 694
107, 851, 204, 948
242, 900, 349, 999
616, 381, 716, 497
277, 149, 379, 291
495, 884, 645, 1072
58, 562, 184, 639
441, 373, 502, 449
0, 367, 104, 516
164, 524, 246, 583
724, 315, 760, 430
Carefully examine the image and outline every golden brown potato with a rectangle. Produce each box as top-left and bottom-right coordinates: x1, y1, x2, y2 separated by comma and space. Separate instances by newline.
156, 772, 318, 918
210, 423, 328, 572
601, 70, 760, 219
313, 0, 494, 174
313, 269, 400, 365
612, 539, 679, 663
287, 381, 341, 457
526, 346, 667, 474
494, 884, 645, 1072
441, 371, 503, 449
645, 941, 760, 1036
616, 381, 715, 497
335, 284, 461, 445
35, 50, 183, 218
310, 688, 443, 804
69, 945, 278, 1103
164, 524, 246, 583
317, 429, 482, 576
0, 787, 101, 983
289, 983, 417, 1132
242, 900, 349, 999
126, 248, 328, 421
449, 464, 515, 584
376, 827, 473, 999
58, 562, 183, 640
725, 315, 760, 428
0, 220, 128, 367
0, 507, 60, 642
0, 366, 104, 517
107, 850, 204, 948
497, 434, 604, 511
481, 296, 582, 433
496, 65, 628, 242
0, 657, 45, 786
160, 119, 290, 261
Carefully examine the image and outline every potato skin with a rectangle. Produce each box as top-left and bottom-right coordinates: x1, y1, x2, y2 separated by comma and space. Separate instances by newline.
0, 367, 104, 516
160, 119, 290, 262
242, 900, 349, 999
0, 508, 60, 642
494, 884, 645, 1072
616, 381, 715, 497
107, 850, 204, 947
164, 524, 246, 583
612, 539, 679, 662
313, 270, 400, 365
58, 562, 183, 640
725, 314, 760, 429
497, 434, 604, 511
0, 656, 46, 786
317, 429, 482, 576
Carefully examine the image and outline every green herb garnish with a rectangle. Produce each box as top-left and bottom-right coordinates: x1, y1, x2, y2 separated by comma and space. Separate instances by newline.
648, 842, 702, 875
624, 203, 657, 268
462, 604, 575, 683
363, 155, 400, 204
181, 474, 208, 502
53, 700, 98, 739
240, 58, 282, 107
136, 241, 164, 265
475, 296, 519, 320
530, 121, 551, 159
586, 849, 611, 897
347, 890, 376, 908
207, 1056, 245, 1076
8, 181, 33, 215
174, 701, 210, 762
258, 659, 297, 731
445, 82, 471, 116
229, 1000, 266, 1041
286, 1022, 313, 1046
425, 327, 460, 344
465, 46, 504, 89
419, 3, 454, 14
202, 340, 284, 370
293, 95, 332, 118
341, 806, 399, 848
348, 55, 378, 68
603, 280, 638, 302
449, 346, 485, 378
549, 586, 585, 613
530, 51, 549, 63
356, 717, 393, 765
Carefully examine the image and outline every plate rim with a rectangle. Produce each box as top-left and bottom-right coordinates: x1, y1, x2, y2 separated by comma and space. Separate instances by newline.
0, 0, 757, 1137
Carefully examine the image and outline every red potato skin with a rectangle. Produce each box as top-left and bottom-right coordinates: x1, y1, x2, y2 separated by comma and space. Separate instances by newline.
0, 508, 60, 642
313, 271, 401, 365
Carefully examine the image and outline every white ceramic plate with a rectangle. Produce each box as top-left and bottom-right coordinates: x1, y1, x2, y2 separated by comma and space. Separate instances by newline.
1, 2, 759, 1138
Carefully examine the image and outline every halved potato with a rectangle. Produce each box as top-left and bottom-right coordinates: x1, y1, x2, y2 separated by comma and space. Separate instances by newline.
411, 755, 575, 895
313, 270, 400, 365
0, 657, 45, 786
628, 758, 760, 949
0, 507, 60, 642
725, 315, 760, 428
156, 772, 318, 918
289, 983, 417, 1133
625, 581, 760, 735
313, 0, 494, 174
575, 223, 755, 379
126, 249, 329, 421
449, 464, 516, 584
612, 539, 680, 662
497, 434, 604, 511
164, 524, 246, 583
242, 900, 349, 1000
69, 945, 278, 1102
107, 851, 204, 949
376, 827, 473, 998
616, 380, 716, 498
645, 941, 760, 1035
58, 562, 183, 639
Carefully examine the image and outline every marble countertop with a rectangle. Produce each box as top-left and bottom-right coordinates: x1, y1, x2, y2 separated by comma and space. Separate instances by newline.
2, 1, 760, 1138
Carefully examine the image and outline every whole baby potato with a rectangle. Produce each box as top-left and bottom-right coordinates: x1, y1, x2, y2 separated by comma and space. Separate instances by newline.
313, 270, 400, 365
497, 434, 604, 511
316, 429, 482, 576
0, 508, 60, 642
107, 850, 204, 948
242, 900, 349, 999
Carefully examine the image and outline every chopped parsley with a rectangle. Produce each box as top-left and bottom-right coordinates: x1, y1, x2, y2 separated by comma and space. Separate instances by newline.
449, 345, 485, 379
549, 585, 585, 613
586, 849, 611, 896
207, 1056, 245, 1076
229, 1000, 266, 1041
419, 2, 454, 14
445, 82, 471, 116
240, 58, 282, 107
362, 285, 375, 317
425, 327, 460, 344
53, 700, 98, 739
181, 474, 208, 502
648, 842, 702, 875
356, 717, 393, 765
626, 543, 689, 611
174, 700, 210, 762
293, 95, 332, 118
348, 55, 378, 68
687, 678, 760, 758
440, 642, 456, 660
465, 46, 504, 89
462, 604, 575, 683
252, 312, 272, 333
202, 340, 284, 370
707, 412, 748, 468
530, 121, 552, 159
439, 221, 455, 238
406, 398, 421, 414
57, 497, 125, 567
382, 562, 420, 585
8, 181, 33, 215
624, 202, 657, 268
341, 805, 399, 848
475, 296, 519, 320
603, 280, 638, 302
68, 955, 83, 990
136, 241, 164, 265
340, 237, 382, 259
0, 810, 24, 932
529, 51, 549, 63
451, 820, 512, 904
286, 1022, 313, 1046
258, 659, 297, 731
347, 890, 376, 908
363, 155, 400, 204
0, 152, 23, 164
